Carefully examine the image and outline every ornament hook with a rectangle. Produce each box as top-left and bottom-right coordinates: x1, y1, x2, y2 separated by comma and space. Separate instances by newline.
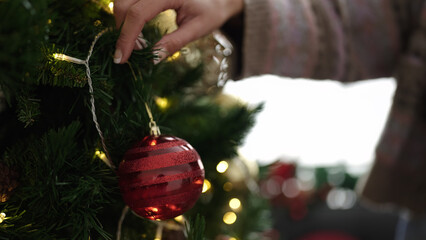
145, 102, 161, 136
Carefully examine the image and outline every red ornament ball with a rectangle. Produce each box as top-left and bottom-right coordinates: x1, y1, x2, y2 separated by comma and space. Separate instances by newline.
118, 135, 205, 220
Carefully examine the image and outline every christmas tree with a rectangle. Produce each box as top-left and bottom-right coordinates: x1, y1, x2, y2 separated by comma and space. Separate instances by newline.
0, 0, 267, 239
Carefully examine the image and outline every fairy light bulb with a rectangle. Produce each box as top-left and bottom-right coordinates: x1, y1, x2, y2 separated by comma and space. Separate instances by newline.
53, 53, 66, 60
94, 149, 112, 168
95, 150, 107, 161
52, 53, 85, 64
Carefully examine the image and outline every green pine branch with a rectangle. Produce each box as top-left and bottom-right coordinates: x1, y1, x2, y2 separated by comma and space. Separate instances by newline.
186, 214, 206, 240
1, 121, 115, 239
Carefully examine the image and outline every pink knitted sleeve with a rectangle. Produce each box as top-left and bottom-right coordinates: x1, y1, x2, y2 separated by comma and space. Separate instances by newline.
242, 0, 401, 82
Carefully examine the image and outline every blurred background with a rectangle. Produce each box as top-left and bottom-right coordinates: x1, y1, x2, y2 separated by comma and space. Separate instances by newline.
220, 76, 399, 240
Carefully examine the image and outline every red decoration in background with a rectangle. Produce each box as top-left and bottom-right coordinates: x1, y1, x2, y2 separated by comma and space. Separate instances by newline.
269, 162, 296, 180
118, 135, 205, 220
262, 162, 308, 220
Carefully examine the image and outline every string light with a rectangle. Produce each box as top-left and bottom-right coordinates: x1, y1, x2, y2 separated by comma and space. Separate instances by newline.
202, 179, 211, 193
52, 28, 116, 170
52, 53, 85, 65
223, 212, 237, 225
0, 212, 6, 224
216, 160, 229, 173
229, 198, 241, 210
94, 149, 110, 167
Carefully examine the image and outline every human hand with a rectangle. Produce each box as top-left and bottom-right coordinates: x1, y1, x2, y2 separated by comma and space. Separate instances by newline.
113, 0, 243, 64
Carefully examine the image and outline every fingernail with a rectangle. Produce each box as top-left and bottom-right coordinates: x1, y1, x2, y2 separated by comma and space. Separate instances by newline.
113, 49, 122, 64
138, 37, 148, 49
153, 48, 167, 65
135, 40, 143, 50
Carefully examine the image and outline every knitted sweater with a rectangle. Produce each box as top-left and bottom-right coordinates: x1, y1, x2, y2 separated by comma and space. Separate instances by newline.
240, 0, 426, 213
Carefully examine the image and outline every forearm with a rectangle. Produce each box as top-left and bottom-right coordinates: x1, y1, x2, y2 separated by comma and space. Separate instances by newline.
232, 0, 420, 82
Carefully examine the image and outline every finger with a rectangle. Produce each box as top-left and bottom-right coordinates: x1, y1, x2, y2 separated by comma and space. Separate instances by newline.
153, 18, 209, 64
115, 0, 181, 64
113, 0, 139, 29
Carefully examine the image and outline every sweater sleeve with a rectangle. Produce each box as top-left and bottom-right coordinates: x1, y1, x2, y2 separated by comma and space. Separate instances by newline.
241, 0, 404, 82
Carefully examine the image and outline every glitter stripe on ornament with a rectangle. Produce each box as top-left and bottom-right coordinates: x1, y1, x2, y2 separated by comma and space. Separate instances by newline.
124, 137, 190, 154
122, 174, 204, 200
127, 188, 203, 209
120, 165, 204, 200
120, 149, 200, 173
119, 161, 203, 185
124, 144, 193, 159
120, 167, 204, 189
120, 161, 203, 184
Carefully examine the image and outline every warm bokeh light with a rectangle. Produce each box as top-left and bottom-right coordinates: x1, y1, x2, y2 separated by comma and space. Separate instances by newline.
229, 198, 241, 210
216, 161, 229, 173
174, 215, 184, 223
108, 2, 114, 13
223, 212, 237, 225
202, 179, 211, 193
0, 212, 6, 224
167, 51, 181, 61
155, 97, 170, 110
223, 182, 233, 192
